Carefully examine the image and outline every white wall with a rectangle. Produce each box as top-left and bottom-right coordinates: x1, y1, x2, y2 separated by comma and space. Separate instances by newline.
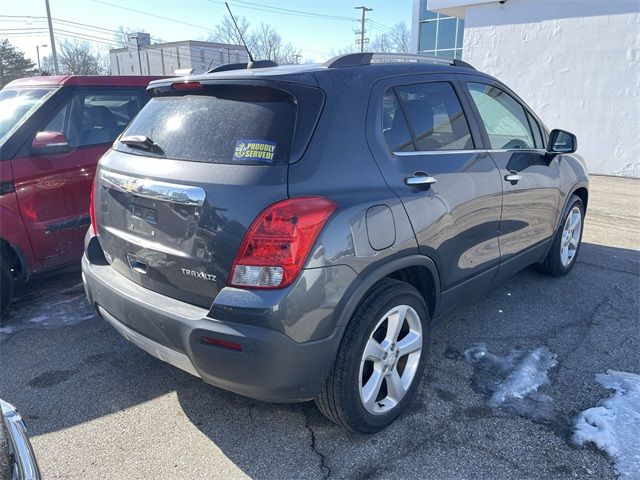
459, 0, 640, 177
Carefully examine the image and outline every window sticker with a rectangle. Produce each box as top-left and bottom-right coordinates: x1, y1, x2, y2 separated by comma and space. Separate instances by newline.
233, 140, 277, 163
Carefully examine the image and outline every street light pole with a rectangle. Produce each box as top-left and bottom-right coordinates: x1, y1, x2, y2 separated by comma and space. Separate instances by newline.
36, 44, 47, 75
44, 0, 59, 74
133, 35, 143, 75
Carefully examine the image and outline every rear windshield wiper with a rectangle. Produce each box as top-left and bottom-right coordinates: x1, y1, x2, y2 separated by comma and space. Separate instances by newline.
120, 135, 164, 155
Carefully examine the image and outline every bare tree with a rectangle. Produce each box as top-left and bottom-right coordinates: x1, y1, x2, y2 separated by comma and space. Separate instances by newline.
370, 22, 411, 53
208, 15, 299, 64
387, 22, 411, 53
114, 26, 145, 48
329, 44, 358, 57
42, 39, 108, 75
208, 15, 250, 47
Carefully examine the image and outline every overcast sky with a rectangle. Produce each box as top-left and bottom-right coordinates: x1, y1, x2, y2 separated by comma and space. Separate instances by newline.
2, 0, 414, 65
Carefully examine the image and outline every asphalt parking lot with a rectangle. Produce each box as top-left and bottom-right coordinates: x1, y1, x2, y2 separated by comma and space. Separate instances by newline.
1, 175, 638, 479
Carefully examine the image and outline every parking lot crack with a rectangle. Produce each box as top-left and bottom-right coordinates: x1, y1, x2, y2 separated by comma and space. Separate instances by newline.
299, 406, 331, 479
576, 260, 639, 276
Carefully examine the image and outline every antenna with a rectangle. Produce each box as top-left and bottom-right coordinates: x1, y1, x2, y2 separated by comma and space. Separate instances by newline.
225, 2, 254, 63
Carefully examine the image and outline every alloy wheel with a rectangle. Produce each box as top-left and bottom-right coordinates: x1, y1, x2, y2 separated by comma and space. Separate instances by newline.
560, 206, 582, 267
358, 305, 423, 415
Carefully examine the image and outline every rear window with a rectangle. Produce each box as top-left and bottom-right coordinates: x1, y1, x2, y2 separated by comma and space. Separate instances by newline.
116, 85, 295, 164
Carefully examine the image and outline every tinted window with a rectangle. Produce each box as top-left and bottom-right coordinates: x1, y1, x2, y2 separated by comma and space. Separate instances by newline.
40, 89, 142, 148
526, 111, 544, 148
117, 86, 295, 164
394, 82, 473, 151
467, 83, 535, 149
382, 89, 414, 152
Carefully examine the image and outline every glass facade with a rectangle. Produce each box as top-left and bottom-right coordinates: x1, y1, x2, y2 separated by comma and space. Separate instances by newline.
418, 0, 464, 60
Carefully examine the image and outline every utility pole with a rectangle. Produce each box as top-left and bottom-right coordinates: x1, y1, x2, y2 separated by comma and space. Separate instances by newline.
354, 6, 373, 53
44, 0, 59, 74
36, 44, 47, 75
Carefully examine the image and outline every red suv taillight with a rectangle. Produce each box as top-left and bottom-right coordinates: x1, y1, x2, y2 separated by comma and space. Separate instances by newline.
229, 196, 337, 289
89, 180, 97, 236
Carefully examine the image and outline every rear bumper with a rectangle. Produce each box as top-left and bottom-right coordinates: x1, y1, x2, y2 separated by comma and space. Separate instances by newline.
1, 399, 41, 480
82, 254, 345, 403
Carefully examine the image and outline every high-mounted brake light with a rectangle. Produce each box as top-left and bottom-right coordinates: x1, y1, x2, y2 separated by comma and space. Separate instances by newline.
89, 180, 97, 236
172, 81, 204, 91
229, 197, 337, 289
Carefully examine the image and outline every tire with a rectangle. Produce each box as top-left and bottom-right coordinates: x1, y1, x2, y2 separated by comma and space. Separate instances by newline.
315, 278, 430, 434
538, 194, 585, 276
0, 256, 13, 320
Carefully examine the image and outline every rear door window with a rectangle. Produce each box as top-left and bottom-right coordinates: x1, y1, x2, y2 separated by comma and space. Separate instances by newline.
383, 82, 473, 152
116, 85, 295, 164
382, 89, 414, 152
40, 88, 143, 148
467, 83, 535, 149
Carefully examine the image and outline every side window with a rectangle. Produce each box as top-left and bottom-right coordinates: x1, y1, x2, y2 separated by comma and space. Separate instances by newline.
467, 83, 535, 149
40, 89, 143, 149
382, 89, 414, 152
526, 110, 544, 149
394, 82, 473, 151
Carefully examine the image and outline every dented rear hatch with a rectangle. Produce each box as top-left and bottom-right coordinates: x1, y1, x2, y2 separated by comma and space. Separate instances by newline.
94, 79, 324, 308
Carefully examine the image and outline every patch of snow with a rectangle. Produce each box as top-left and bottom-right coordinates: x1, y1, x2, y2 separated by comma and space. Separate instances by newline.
29, 315, 49, 324
573, 370, 640, 479
1, 271, 96, 341
464, 342, 558, 421
0, 326, 14, 335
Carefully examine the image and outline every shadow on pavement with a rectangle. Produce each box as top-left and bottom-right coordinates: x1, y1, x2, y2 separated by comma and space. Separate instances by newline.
0, 242, 637, 478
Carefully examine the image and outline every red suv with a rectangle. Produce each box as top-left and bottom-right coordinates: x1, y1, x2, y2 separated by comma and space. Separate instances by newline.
0, 75, 161, 316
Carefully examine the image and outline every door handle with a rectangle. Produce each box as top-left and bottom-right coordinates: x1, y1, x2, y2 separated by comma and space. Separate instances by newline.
405, 174, 437, 187
504, 172, 522, 183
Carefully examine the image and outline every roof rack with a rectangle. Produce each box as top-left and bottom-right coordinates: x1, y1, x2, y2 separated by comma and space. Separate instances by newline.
322, 52, 475, 70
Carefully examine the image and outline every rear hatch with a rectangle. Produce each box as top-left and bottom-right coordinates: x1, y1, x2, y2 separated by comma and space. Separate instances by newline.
94, 79, 324, 307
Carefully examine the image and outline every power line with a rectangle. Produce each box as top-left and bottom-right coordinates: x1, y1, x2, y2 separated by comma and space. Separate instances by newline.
217, 0, 354, 22
90, 0, 212, 31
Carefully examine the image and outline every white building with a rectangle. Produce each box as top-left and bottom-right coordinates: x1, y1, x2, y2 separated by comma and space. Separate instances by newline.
412, 0, 640, 177
109, 33, 249, 77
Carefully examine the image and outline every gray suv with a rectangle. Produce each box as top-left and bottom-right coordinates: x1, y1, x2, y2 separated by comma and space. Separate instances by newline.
82, 53, 588, 433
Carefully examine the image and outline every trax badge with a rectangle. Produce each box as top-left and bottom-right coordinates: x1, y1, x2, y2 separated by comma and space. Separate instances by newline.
181, 268, 217, 282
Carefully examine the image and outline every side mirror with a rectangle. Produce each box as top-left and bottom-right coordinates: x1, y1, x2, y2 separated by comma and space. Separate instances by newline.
547, 129, 577, 154
31, 131, 70, 155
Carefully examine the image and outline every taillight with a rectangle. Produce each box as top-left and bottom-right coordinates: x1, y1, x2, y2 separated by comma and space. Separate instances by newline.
229, 196, 337, 289
89, 180, 97, 236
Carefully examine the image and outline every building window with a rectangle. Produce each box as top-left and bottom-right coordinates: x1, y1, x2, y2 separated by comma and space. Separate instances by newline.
418, 0, 464, 60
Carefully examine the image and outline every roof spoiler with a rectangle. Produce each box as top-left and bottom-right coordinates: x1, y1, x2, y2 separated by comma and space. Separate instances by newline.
207, 59, 278, 74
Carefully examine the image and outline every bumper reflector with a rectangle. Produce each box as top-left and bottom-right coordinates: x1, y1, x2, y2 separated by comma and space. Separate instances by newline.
200, 336, 243, 352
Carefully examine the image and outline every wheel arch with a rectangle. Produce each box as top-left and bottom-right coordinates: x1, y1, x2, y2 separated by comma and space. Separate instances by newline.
0, 238, 28, 281
336, 255, 441, 330
571, 186, 589, 211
